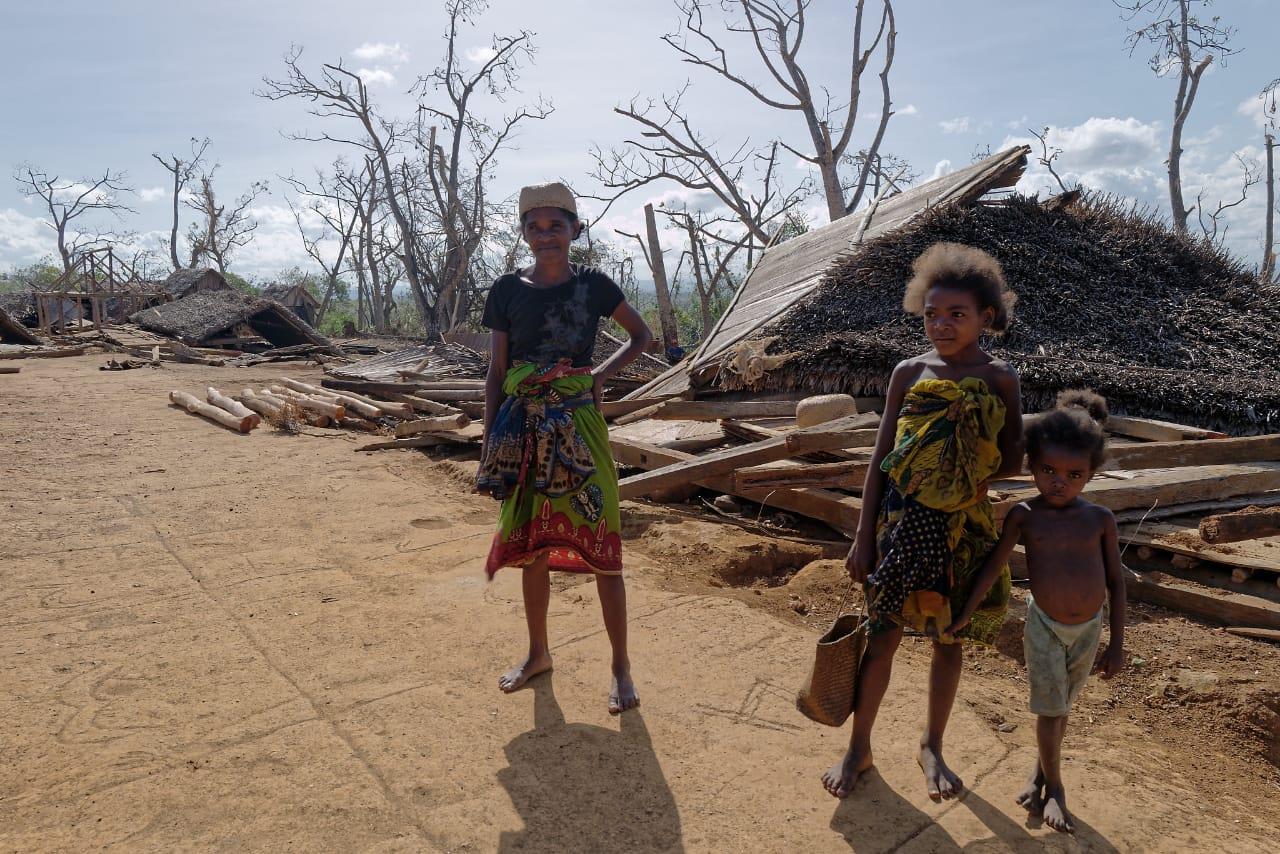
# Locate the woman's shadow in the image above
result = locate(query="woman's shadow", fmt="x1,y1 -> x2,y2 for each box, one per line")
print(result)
496,676 -> 684,853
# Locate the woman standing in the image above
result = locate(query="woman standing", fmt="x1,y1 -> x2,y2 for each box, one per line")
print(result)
478,182 -> 653,714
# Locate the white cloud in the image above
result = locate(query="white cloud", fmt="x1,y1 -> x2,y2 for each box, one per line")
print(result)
928,159 -> 954,181
1007,115 -> 1030,131
352,42 -> 408,64
0,208 -> 52,262
939,117 -> 973,134
465,46 -> 499,65
898,103 -> 919,116
139,186 -> 167,203
357,67 -> 396,87
1238,94 -> 1270,129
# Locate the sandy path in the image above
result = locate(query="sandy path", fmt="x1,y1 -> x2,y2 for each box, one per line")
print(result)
0,356 -> 1274,852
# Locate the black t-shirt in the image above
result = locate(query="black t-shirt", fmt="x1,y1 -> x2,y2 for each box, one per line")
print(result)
481,265 -> 625,367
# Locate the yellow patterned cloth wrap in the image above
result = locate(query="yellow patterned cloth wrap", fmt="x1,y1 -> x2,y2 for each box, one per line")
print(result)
875,377 -> 1009,644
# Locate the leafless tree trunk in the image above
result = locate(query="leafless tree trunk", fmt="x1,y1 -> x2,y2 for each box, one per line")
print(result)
13,166 -> 135,272
185,171 -> 268,275
284,161 -> 368,324
152,138 -> 210,271
1264,133 -> 1276,284
1119,0 -> 1237,236
644,204 -> 679,351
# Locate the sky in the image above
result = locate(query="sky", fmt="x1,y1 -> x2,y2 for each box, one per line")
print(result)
2,0 -> 1277,281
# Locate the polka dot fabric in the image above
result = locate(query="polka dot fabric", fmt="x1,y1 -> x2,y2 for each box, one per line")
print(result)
866,499 -> 951,632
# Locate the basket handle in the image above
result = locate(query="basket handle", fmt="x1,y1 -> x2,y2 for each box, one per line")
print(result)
833,578 -> 863,619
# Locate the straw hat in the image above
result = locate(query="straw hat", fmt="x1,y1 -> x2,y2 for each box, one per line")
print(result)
518,182 -> 578,219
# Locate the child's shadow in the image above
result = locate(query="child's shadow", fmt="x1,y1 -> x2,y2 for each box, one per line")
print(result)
496,676 -> 684,853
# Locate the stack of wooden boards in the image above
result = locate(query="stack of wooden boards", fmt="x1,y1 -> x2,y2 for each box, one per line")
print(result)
608,398 -> 1280,633
166,375 -> 482,449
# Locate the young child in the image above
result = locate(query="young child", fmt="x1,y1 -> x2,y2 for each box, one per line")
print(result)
946,390 -> 1126,834
824,242 -> 1024,801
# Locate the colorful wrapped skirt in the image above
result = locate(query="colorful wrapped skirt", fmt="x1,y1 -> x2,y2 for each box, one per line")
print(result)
479,362 -> 622,578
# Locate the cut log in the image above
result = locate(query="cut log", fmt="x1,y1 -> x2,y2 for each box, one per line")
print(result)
391,393 -> 465,417
617,412 -> 879,501
1199,506 -> 1280,544
1124,568 -> 1280,630
394,414 -> 471,438
267,385 -> 346,419
1135,546 -> 1155,561
1107,434 -> 1280,471
1105,415 -> 1226,442
169,390 -> 253,433
238,390 -> 285,421
733,458 -> 872,492
651,400 -> 800,421
279,378 -> 394,418
1231,568 -> 1254,584
257,389 -> 331,427
206,387 -> 260,428
321,378 -> 424,397
599,396 -> 678,420
611,436 -> 860,535
995,462 -> 1280,520
1169,554 -> 1201,570
0,365 -> 19,374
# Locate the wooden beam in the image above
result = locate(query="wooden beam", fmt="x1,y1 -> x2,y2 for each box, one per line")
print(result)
733,458 -> 872,492
394,414 -> 471,438
617,412 -> 878,500
1106,434 -> 1280,471
1125,568 -> 1280,630
650,400 -> 800,421
610,436 -> 860,535
599,396 -> 678,420
357,435 -> 451,452
1113,491 -> 1280,524
1105,415 -> 1226,442
1120,519 -> 1280,573
995,462 -> 1280,520
0,365 -> 19,374
1199,506 -> 1280,544
0,347 -> 85,360
1224,627 -> 1280,642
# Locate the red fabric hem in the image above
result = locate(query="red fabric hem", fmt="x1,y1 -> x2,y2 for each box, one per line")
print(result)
484,509 -> 623,579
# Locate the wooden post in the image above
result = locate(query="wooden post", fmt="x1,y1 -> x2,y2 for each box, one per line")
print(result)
1199,506 -> 1280,544
644,203 -> 679,353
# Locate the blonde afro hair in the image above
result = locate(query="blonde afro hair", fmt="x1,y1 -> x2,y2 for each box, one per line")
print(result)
902,242 -> 1017,332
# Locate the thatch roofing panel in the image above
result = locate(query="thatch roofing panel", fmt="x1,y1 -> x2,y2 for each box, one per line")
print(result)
129,290 -> 335,351
162,268 -> 229,298
0,304 -> 42,344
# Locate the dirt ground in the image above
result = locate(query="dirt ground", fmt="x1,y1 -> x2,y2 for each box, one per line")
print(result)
2,355 -> 1278,852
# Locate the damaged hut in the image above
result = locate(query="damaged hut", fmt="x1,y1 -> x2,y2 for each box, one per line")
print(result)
162,268 -> 232,300
262,283 -> 321,326
634,145 -> 1280,434
129,290 -> 336,353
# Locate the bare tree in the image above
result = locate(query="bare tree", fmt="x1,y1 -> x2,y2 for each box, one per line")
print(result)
184,170 -> 268,274
1261,78 -> 1278,284
283,160 -> 368,324
662,0 -> 897,219
13,165 -> 135,272
259,1 -> 551,336
1118,0 -> 1237,235
1029,127 -> 1074,194
664,208 -> 750,335
152,137 -> 210,270
1194,153 -> 1259,244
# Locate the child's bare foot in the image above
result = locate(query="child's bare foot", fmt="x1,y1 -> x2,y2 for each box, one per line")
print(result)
1016,764 -> 1045,811
608,668 -> 639,714
1042,784 -> 1074,833
917,744 -> 963,801
821,747 -> 873,799
498,652 -> 552,693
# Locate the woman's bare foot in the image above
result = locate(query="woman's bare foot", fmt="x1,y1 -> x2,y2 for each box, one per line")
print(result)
917,744 -> 963,801
1042,784 -> 1074,833
608,668 -> 639,714
499,652 -> 553,693
1016,764 -> 1045,811
822,746 -> 873,799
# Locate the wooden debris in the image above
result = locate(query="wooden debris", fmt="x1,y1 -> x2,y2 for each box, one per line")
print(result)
169,390 -> 253,433
733,458 -> 871,492
617,412 -> 878,500
357,435 -> 456,452
394,414 -> 471,438
0,365 -> 20,374
1105,415 -> 1227,442
279,377 -> 402,419
1125,569 -> 1280,630
238,389 -> 286,421
0,346 -> 85,360
650,400 -> 800,421
206,387 -> 260,428
599,396 -> 678,420
1231,568 -> 1253,584
391,393 -> 466,418
267,385 -> 346,420
1113,491 -> 1280,524
1199,506 -> 1280,544
171,340 -> 224,366
1224,627 -> 1280,642
1107,434 -> 1280,471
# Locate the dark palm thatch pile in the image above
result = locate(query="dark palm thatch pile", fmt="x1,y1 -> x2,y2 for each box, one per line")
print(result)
733,194 -> 1280,432
130,290 -> 335,351
0,291 -> 37,327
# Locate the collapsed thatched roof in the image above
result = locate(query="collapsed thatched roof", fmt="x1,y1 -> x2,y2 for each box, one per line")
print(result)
0,291 -> 37,327
129,290 -> 335,351
725,193 -> 1280,433
595,329 -> 669,382
0,303 -> 42,344
630,145 -> 1032,399
262,283 -> 320,308
162,268 -> 230,298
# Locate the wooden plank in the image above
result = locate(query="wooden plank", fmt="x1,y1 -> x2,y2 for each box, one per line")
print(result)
617,412 -> 878,500
357,436 -> 452,452
0,347 -> 85,359
651,400 -> 800,421
1106,434 -> 1280,470
1105,415 -> 1226,442
994,462 -> 1280,520
599,396 -> 678,420
1113,491 -> 1280,524
1224,627 -> 1280,642
733,458 -> 871,492
1199,506 -> 1280,544
1124,569 -> 1280,630
610,437 -> 860,534
1119,519 -> 1280,574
